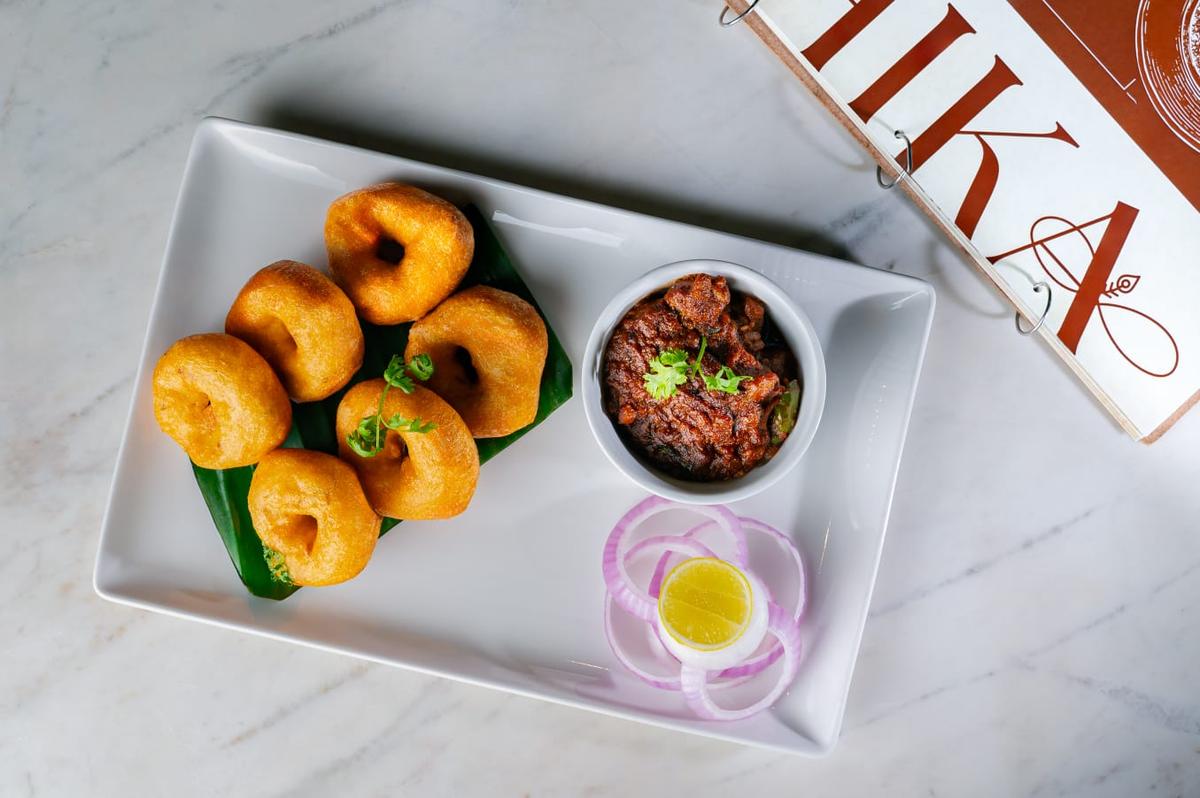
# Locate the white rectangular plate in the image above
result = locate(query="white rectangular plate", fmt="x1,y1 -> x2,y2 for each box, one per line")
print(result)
95,118 -> 935,755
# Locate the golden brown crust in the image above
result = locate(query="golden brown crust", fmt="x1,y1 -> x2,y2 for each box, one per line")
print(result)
247,449 -> 380,587
151,333 -> 291,469
336,379 -> 480,519
405,286 -> 548,438
225,260 -> 365,402
324,183 -> 474,325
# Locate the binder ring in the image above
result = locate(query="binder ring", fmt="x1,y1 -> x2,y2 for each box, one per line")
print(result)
876,130 -> 912,189
1015,282 -> 1052,335
719,0 -> 760,26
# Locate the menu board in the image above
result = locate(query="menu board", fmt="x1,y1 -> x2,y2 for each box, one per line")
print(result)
729,0 -> 1200,441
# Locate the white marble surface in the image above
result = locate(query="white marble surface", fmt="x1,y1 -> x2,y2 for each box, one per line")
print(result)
2,0 -> 1198,795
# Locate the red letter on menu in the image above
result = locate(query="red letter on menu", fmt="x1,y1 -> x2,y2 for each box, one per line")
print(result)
987,202 -> 1140,352
954,124 -> 1078,237
802,2 -> 1054,238
803,2 -> 1024,172
903,57 -> 1023,172
848,5 -> 976,123
802,0 -> 894,70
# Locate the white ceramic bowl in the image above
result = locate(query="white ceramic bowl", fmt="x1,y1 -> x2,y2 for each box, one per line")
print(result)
582,260 -> 826,504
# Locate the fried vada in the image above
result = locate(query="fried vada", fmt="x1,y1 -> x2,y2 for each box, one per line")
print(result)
324,183 -> 474,325
404,286 -> 547,438
336,379 -> 479,519
247,449 -> 380,587
225,260 -> 364,402
152,333 -> 291,469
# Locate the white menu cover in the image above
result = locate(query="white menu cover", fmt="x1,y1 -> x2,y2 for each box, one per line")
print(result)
729,0 -> 1200,441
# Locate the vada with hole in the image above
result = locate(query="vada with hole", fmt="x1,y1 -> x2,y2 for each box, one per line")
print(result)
336,378 -> 479,520
404,286 -> 547,438
324,183 -> 474,325
225,260 -> 364,402
247,449 -> 380,587
152,333 -> 291,469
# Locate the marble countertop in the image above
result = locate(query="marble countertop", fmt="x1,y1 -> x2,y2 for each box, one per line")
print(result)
3,0 -> 1198,795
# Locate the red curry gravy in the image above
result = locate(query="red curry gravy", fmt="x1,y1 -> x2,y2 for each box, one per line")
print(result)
602,273 -> 800,481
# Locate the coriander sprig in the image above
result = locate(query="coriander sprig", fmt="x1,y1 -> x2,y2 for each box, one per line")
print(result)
702,366 -> 751,394
384,415 -> 437,434
691,335 -> 708,376
346,354 -> 437,458
641,335 -> 751,400
643,348 -> 690,400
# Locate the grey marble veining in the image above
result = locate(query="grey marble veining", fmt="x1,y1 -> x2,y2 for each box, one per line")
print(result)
2,0 -> 1198,795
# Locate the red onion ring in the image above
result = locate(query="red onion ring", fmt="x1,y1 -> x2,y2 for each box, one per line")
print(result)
603,533 -> 765,690
742,516 -> 807,619
603,594 -> 683,690
676,513 -> 806,619
601,497 -> 808,719
646,522 -> 743,598
679,602 -> 803,722
602,496 -> 744,621
647,516 -> 804,679
603,593 -> 756,692
610,535 -> 717,621
645,517 -> 801,607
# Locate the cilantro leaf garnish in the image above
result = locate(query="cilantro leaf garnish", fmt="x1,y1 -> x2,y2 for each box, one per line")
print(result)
346,354 -> 437,457
384,414 -> 438,434
641,335 -> 751,400
643,349 -> 690,400
702,365 -> 752,394
407,353 -> 434,381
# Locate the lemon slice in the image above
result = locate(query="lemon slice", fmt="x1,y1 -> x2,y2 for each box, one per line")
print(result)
657,557 -> 754,651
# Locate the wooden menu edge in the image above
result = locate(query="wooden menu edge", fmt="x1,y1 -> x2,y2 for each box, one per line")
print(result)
1144,387 -> 1200,443
726,1 -> 1173,443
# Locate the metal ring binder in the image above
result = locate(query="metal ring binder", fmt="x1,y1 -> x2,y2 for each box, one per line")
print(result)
719,0 -> 760,27
1015,282 -> 1052,335
876,130 -> 912,189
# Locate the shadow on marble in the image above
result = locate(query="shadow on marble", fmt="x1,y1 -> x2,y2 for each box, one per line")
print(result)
920,236 -> 1009,320
258,105 -> 854,264
917,238 -> 1126,436
768,74 -> 876,173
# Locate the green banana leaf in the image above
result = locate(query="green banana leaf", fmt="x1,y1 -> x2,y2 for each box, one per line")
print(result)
190,205 -> 573,600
